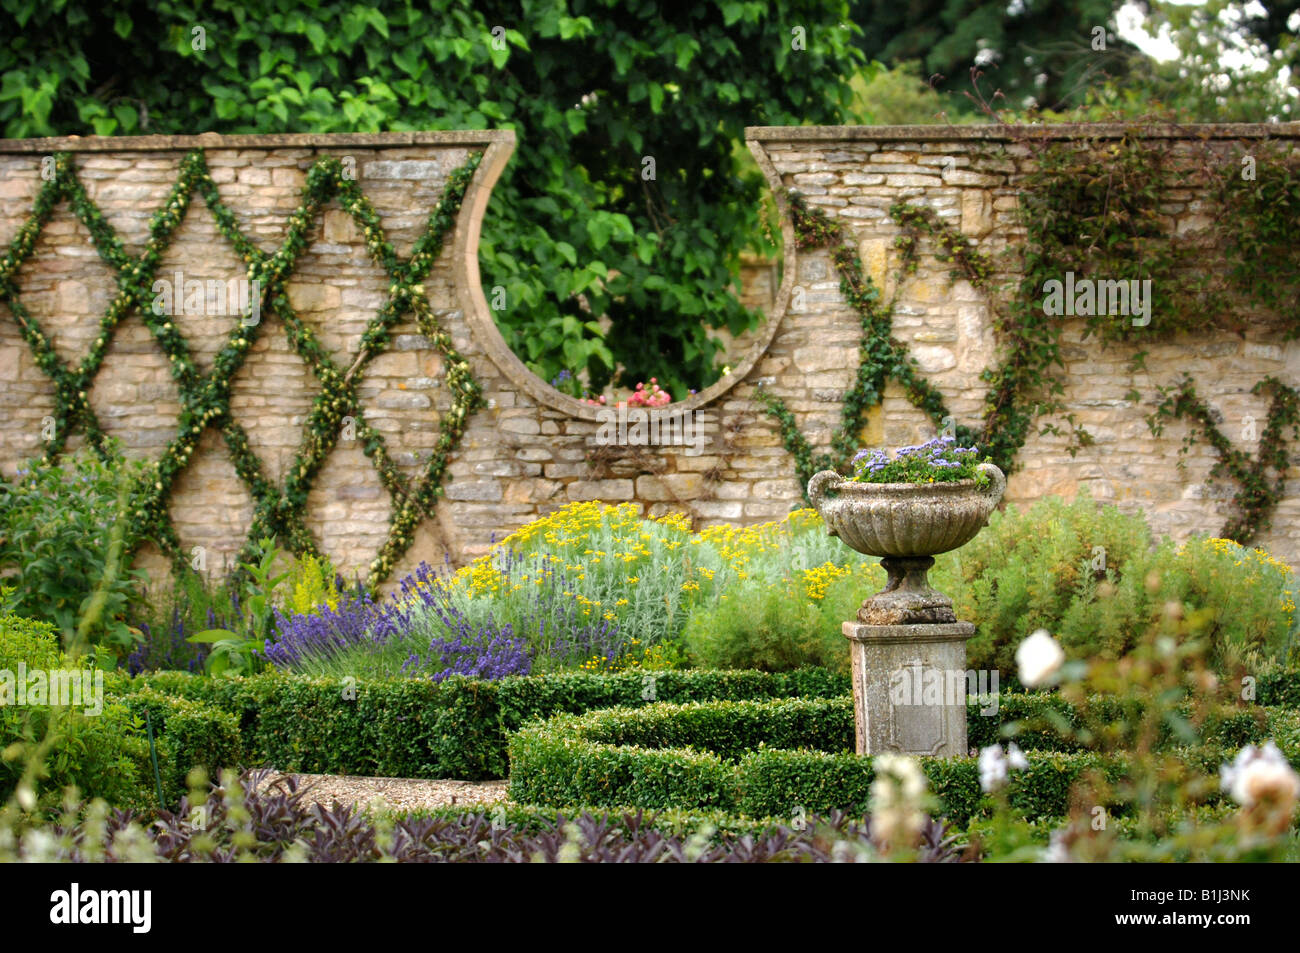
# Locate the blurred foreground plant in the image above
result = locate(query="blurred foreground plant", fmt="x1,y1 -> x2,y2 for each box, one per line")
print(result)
971,589 -> 1299,862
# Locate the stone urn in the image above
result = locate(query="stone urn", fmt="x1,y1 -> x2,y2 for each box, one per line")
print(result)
808,462 -> 1006,758
807,463 -> 1005,625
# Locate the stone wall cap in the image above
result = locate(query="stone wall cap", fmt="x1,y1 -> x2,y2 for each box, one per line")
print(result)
0,129 -> 517,153
746,122 -> 1300,143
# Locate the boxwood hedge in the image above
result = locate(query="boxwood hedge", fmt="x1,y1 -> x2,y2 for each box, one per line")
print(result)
507,697 -> 1292,826
95,667 -> 1298,789
104,668 -> 853,780
117,688 -> 243,801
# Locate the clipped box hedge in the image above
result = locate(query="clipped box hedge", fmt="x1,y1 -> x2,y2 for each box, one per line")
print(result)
118,688 -> 244,802
508,697 -> 1287,826
101,664 -> 1299,783
104,668 -> 853,780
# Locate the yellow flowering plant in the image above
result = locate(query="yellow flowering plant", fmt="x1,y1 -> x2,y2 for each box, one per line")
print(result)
423,503 -> 861,672
936,492 -> 1298,678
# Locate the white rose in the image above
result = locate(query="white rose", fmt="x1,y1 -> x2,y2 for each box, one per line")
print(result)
1007,742 -> 1029,771
1016,629 -> 1065,688
980,742 -> 1029,793
978,744 -> 1008,793
1221,742 -> 1300,807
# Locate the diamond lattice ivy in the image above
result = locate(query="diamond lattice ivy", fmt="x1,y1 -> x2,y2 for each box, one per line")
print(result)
0,148 -> 484,589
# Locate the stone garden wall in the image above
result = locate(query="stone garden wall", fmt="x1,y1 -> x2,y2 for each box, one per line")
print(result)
3,125 -> 1300,588
746,123 -> 1300,571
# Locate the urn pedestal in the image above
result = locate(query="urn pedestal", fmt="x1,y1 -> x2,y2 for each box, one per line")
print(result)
845,621 -> 974,757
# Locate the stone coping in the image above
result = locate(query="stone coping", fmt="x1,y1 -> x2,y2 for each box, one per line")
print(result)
745,122 -> 1300,142
0,130 -> 516,152
843,621 -> 976,644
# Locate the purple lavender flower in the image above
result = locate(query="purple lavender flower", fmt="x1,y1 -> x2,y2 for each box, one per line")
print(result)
264,590 -> 377,669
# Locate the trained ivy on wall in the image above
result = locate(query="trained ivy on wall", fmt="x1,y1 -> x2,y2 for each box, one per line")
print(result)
0,148 -> 483,590
759,129 -> 1300,542
755,191 -> 986,496
1149,376 -> 1300,545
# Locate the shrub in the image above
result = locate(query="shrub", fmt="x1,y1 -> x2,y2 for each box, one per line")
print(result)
1155,537 -> 1297,668
1,607 -> 151,811
0,605 -> 250,813
0,599 -> 64,671
118,689 -> 243,800
494,668 -> 850,730
30,704 -> 159,815
932,492 -> 1296,673
0,445 -> 151,655
267,557 -> 618,679
293,504 -> 865,679
105,667 -> 852,782
567,698 -> 854,762
506,697 -> 1174,826
504,691 -> 1268,826
683,581 -> 843,673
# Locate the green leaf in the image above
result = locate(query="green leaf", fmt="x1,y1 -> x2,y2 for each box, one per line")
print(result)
305,22 -> 327,54
364,7 -> 389,39
588,218 -> 612,251
186,629 -> 239,644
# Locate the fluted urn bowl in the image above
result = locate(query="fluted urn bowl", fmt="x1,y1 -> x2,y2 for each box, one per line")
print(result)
807,462 -> 1006,624
807,463 -> 1006,557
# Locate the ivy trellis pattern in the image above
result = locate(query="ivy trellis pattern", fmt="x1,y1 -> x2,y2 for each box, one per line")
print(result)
756,191 -> 989,494
0,149 -> 483,589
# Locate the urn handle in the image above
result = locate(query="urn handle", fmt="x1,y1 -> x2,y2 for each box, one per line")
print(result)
807,470 -> 842,513
976,462 -> 1006,506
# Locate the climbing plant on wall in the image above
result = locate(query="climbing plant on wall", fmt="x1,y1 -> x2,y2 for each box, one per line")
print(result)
755,191 -> 987,494
1148,375 -> 1300,545
0,149 -> 483,589
759,129 -> 1300,543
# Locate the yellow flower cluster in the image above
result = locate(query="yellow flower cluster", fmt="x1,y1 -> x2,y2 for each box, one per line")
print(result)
799,561 -> 854,601
1179,537 -> 1297,621
431,502 -> 844,636
697,508 -> 827,581
578,637 -> 670,673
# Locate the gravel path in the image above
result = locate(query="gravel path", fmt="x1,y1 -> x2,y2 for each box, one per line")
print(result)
256,773 -> 510,814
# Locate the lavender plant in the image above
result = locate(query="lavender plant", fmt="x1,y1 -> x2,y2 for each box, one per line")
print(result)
126,611 -> 209,675
265,590 -> 379,672
264,554 -> 625,680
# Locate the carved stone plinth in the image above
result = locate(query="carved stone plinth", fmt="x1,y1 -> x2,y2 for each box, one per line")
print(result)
844,620 -> 975,758
859,555 -> 955,625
